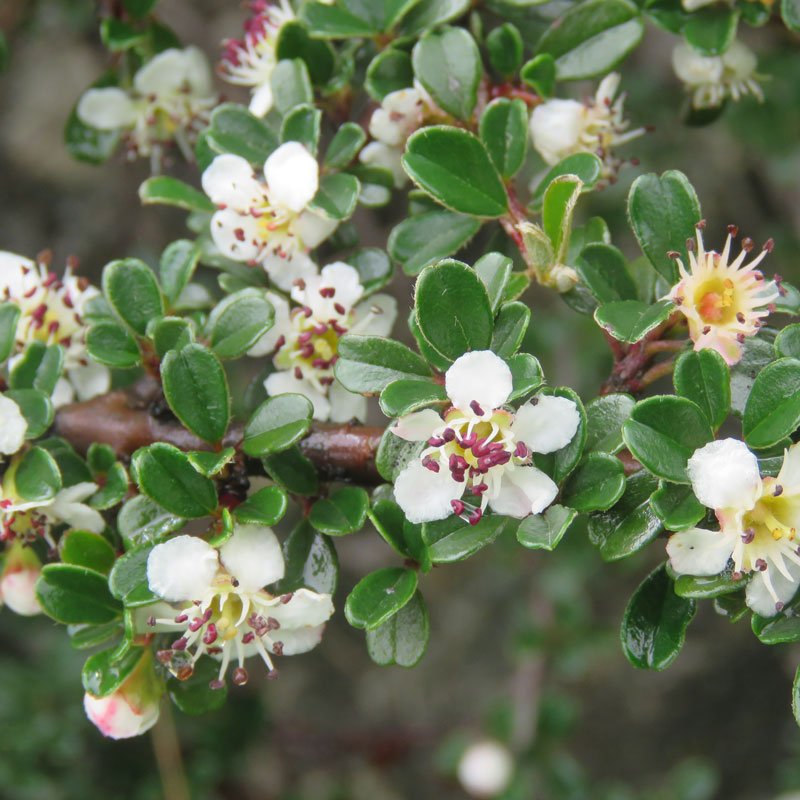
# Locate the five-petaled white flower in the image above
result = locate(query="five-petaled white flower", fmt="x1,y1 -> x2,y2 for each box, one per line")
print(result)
668,223 -> 778,365
672,41 -> 764,110
0,395 -> 27,457
252,261 -> 397,422
202,143 -> 337,291
528,73 -> 645,178
77,46 -> 218,164
219,0 -> 295,118
667,439 -> 800,617
391,351 -> 580,525
0,250 -> 110,406
144,526 -> 334,688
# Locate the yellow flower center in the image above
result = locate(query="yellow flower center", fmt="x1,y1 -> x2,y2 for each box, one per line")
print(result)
694,276 -> 736,325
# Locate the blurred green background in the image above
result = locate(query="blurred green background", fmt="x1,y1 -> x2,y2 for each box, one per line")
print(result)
0,2 -> 799,798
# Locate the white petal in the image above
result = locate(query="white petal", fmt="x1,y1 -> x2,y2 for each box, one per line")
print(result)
202,154 -> 264,208
687,439 -> 761,511
595,73 -> 621,106
76,88 -> 138,130
68,363 -> 111,401
0,569 -> 42,616
512,395 -> 580,454
529,99 -> 585,165
209,209 -> 262,263
359,141 -> 407,188
267,622 -> 326,655
489,466 -> 558,518
134,47 -> 196,96
320,261 -> 364,311
0,396 -> 27,455
264,370 -> 331,421
672,43 -> 724,87
48,482 -> 105,533
264,587 -> 334,629
392,409 -> 442,442
181,45 -> 215,97
746,561 -> 800,617
294,210 -> 337,248
394,459 -> 462,524
265,142 -> 319,213
457,741 -> 514,799
249,82 -> 274,117
350,293 -> 398,338
777,443 -> 800,495
262,250 -> 319,292
666,527 -> 735,576
445,351 -> 513,414
51,378 -> 76,410
328,380 -> 367,423
0,251 -> 36,298
247,291 -> 291,356
219,524 -> 284,591
84,691 -> 160,740
146,535 -> 219,602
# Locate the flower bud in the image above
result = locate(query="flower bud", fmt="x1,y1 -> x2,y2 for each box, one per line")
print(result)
0,542 -> 42,616
457,740 -> 514,798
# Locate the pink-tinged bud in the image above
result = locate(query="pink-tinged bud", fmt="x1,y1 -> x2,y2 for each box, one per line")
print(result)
83,651 -> 162,740
0,542 -> 42,616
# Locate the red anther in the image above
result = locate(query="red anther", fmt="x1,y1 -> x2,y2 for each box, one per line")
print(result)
267,669 -> 280,680
319,286 -> 335,298
273,335 -> 286,350
695,219 -> 707,230
147,615 -> 157,627
755,559 -> 768,571
468,508 -> 483,526
302,306 -> 313,317
171,637 -> 188,651
174,613 -> 189,623
702,326 -> 712,335
297,331 -> 313,344
313,323 -> 328,335
331,321 -> 348,335
459,433 -> 477,449
333,302 -> 346,315
763,238 -> 774,253
232,667 -> 248,686
280,593 -> 294,604
742,237 -> 754,252
202,624 -> 218,645
234,228 -> 245,242
271,641 -> 284,656
727,224 -> 739,237
293,278 -> 307,290
320,377 -> 335,386
442,428 -> 456,442
471,483 -> 488,495
469,400 -> 485,416
209,679 -> 225,690
294,366 -> 303,379
427,436 -> 445,447
422,456 -> 440,473
666,250 -> 680,260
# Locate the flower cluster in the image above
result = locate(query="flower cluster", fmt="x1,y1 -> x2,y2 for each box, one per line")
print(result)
202,143 -> 336,291
528,73 -> 645,179
252,262 -> 397,422
392,351 -> 580,525
668,223 -> 778,365
143,525 -> 334,688
667,439 -> 800,617
0,250 -> 109,405
672,41 -> 763,110
77,47 -> 218,163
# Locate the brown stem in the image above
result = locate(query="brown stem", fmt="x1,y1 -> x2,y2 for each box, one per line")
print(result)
151,703 -> 190,800
53,387 -> 384,485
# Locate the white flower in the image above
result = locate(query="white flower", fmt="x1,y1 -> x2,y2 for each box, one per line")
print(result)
143,526 -> 334,687
0,541 -> 42,616
666,439 -> 800,617
77,46 -> 218,161
673,41 -> 763,110
457,740 -> 514,799
219,0 -> 294,117
83,651 -> 161,739
391,351 -> 580,525
257,261 -> 397,422
529,73 -> 645,178
202,144 -> 337,289
0,251 -> 111,404
0,396 -> 27,456
668,224 -> 778,365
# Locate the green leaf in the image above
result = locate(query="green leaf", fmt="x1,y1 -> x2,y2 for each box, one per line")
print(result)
585,393 -> 635,453
37,564 -> 122,625
388,210 -> 481,276
783,0 -> 800,30
309,172 -> 360,221
274,520 -> 338,595
520,54 -> 556,98
731,334 -> 776,416
59,530 -> 116,574
397,0 -> 470,36
542,175 -> 583,262
86,322 -> 140,368
206,103 -> 278,164
743,358 -> 800,449
348,248 -> 393,294
108,547 -> 158,607
82,647 -> 147,697
627,171 -> 701,283
335,335 -> 432,394
365,49 -> 414,100
415,259 -> 493,363
243,394 -> 313,457
479,98 -> 528,179
207,289 -> 275,358
345,567 -> 418,630
161,344 -> 231,444
508,353 -> 544,402
5,389 -> 53,439
402,126 -> 508,217
423,514 -> 518,563
776,324 -> 800,360
68,621 -> 123,650
100,18 -> 146,51
234,486 -> 288,527
14,446 -> 61,502
160,239 -> 200,306
475,253 -> 512,313
594,299 -> 675,344
621,563 -> 696,670
491,302 -> 530,359
139,176 -> 215,213
375,428 -> 425,483
366,590 -> 430,667
9,343 -> 64,394
380,379 -> 447,417
149,317 -> 193,359
117,495 -> 184,549
271,59 -> 314,115
123,0 -> 157,17
562,453 -> 626,512
650,482 -> 705,531
623,396 -> 713,483
281,104 -> 322,155
102,258 -> 164,336
588,470 -> 663,561
132,443 -> 217,518
486,22 -> 523,77
673,348 -> 730,430
168,656 -> 228,715
536,0 -> 644,80
517,504 -> 577,551
684,7 -> 738,56
577,243 -> 638,303
309,486 -> 370,536
276,20 -> 335,84
0,303 -> 20,362
673,570 -> 746,600
300,2 -> 377,36
529,153 -> 602,212
325,122 -> 367,168
186,449 -> 235,478
412,26 -> 481,121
